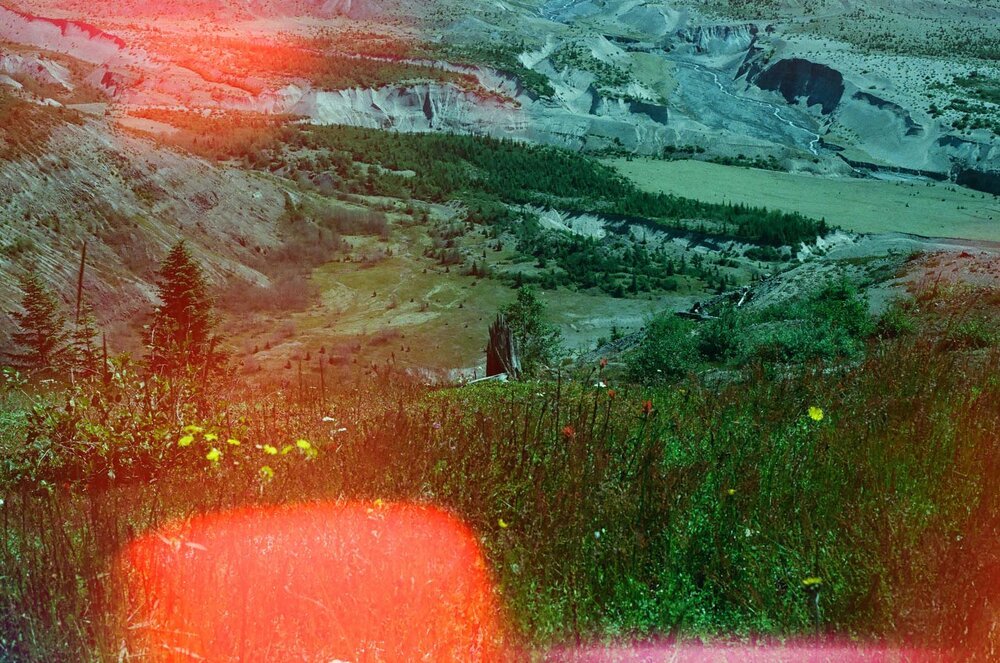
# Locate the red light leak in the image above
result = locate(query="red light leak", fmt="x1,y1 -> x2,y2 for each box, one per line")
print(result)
118,501 -> 509,662
120,501 -> 945,662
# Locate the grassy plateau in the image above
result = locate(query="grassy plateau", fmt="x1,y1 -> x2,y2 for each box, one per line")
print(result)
1,276 -> 999,659
610,158 -> 1000,242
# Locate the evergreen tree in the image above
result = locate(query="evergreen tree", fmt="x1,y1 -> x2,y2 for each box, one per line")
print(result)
7,271 -> 68,375
146,241 -> 216,375
499,286 -> 562,377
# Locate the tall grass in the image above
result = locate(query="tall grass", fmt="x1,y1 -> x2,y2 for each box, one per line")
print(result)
0,287 -> 998,660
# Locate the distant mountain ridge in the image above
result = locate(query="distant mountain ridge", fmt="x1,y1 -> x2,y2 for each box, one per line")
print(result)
6,0 -> 387,20
0,3 -> 125,63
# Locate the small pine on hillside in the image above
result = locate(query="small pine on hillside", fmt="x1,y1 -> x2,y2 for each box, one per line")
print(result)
145,241 -> 218,375
6,271 -> 69,375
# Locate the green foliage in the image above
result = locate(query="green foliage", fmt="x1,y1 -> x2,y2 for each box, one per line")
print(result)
733,280 -> 874,364
138,113 -> 828,248
502,217 -> 692,296
625,280 -> 877,383
3,312 -> 998,657
743,245 -> 787,262
876,299 -> 916,339
945,318 -> 999,350
624,314 -> 699,383
5,271 -> 69,375
550,43 -> 633,97
500,287 -> 563,376
299,127 -> 826,246
146,241 -> 218,375
0,355 -> 323,488
308,54 -> 474,91
707,154 -> 785,171
697,307 -> 742,361
428,43 -> 555,98
953,72 -> 1000,106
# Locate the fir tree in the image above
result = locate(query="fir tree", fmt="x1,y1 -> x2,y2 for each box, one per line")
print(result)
7,271 -> 68,375
146,241 -> 216,375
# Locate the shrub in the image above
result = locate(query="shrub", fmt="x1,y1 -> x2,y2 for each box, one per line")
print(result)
877,300 -> 916,338
697,307 -> 742,361
734,280 -> 874,364
946,318 -> 998,350
625,314 -> 698,383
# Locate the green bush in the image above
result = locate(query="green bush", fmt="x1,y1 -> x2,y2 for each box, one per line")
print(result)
946,318 -> 999,350
625,314 -> 699,383
697,307 -> 742,361
877,300 -> 916,338
624,281 -> 876,376
735,280 -> 874,364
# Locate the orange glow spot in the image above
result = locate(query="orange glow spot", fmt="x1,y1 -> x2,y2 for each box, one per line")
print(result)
117,502 -> 509,661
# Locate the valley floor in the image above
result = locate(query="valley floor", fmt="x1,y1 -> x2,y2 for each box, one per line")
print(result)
610,158 -> 1000,242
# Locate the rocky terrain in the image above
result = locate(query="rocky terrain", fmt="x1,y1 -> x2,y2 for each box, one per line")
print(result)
2,0 -> 996,181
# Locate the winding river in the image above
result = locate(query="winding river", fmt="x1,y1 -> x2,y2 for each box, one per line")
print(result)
687,61 -> 822,155
539,0 -> 824,156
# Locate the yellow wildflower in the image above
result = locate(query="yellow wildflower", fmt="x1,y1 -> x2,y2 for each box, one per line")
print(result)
183,425 -> 204,435
498,518 -> 509,529
206,448 -> 221,463
227,438 -> 241,446
727,488 -> 736,496
178,435 -> 195,447
808,407 -> 824,422
374,498 -> 385,509
802,576 -> 823,587
263,445 -> 278,455
259,465 -> 274,480
296,439 -> 312,451
204,433 -> 218,442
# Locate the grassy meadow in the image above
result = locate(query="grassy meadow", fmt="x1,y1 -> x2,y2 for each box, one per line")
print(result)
5,6 -> 1000,659
228,214 -> 683,377
1,278 -> 999,659
609,158 -> 1000,241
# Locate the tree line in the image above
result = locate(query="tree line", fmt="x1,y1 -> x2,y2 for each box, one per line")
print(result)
3,241 -> 219,381
133,112 -> 829,248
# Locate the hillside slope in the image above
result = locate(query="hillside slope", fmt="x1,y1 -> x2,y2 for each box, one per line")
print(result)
0,95 -> 289,349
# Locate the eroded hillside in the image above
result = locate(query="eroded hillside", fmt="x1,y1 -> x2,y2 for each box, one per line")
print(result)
3,0 -> 996,182
0,0 -> 997,373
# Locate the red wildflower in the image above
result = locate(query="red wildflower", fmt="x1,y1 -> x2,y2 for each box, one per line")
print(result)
561,425 -> 576,440
607,389 -> 616,399
642,400 -> 653,416
599,357 -> 608,369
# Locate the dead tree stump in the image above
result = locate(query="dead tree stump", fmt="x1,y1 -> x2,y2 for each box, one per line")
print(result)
486,314 -> 521,379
